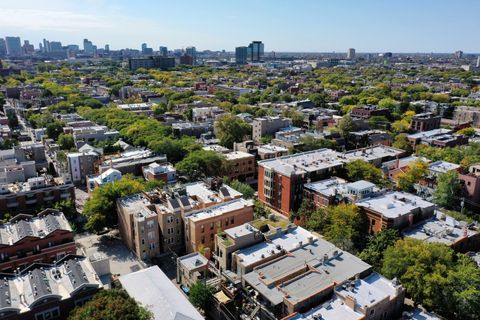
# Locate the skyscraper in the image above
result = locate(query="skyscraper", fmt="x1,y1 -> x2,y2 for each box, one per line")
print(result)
248,41 -> 264,62
23,40 -> 34,55
83,39 -> 94,54
347,48 -> 356,59
455,50 -> 463,59
0,39 -> 7,56
235,46 -> 248,64
185,46 -> 196,64
43,38 -> 50,53
5,37 -> 22,57
159,46 -> 168,57
141,43 -> 147,53
50,41 -> 63,52
105,44 -> 110,53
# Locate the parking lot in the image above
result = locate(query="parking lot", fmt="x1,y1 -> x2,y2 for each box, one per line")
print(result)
75,230 -> 145,285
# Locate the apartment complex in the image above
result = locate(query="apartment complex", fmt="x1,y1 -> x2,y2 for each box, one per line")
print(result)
67,149 -> 101,185
0,209 -> 75,272
407,129 -> 468,148
0,176 -> 75,216
117,181 -> 250,258
184,197 -> 254,254
142,162 -> 177,183
258,146 -> 403,215
223,151 -> 256,183
252,116 -> 292,142
0,255 -> 101,320
410,112 -> 441,131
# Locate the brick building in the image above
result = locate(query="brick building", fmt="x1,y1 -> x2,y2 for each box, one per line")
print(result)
350,106 -> 389,119
223,151 -> 256,183
409,113 -> 441,131
0,209 -> 75,272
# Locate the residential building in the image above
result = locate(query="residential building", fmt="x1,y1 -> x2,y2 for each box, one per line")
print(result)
356,191 -> 436,234
117,194 -> 161,260
128,56 -> 175,71
304,178 -> 377,208
407,129 -> 468,148
185,46 -> 196,64
98,148 -> 167,175
159,46 -> 168,57
71,125 -> 119,149
119,266 -> 204,320
223,151 -> 256,182
0,175 -> 75,216
67,149 -> 101,185
257,144 -> 289,160
117,102 -> 154,116
235,46 -> 248,64
258,146 -> 403,215
453,106 -> 480,128
403,211 -> 480,253
176,252 -> 209,288
459,164 -> 480,204
184,198 -> 254,255
410,113 -> 441,131
87,168 -> 122,193
350,106 -> 389,119
252,116 -> 292,142
142,162 -> 176,184
0,209 -> 75,272
242,237 -> 371,317
172,122 -> 212,138
0,255 -> 101,320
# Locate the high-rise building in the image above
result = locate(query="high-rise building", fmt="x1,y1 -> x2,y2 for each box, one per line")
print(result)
22,40 -> 34,55
5,36 -> 22,56
83,38 -> 94,54
347,48 -> 356,59
141,43 -> 147,53
159,46 -> 168,57
477,56 -> 480,68
0,39 -> 8,56
50,41 -> 63,52
185,46 -> 196,64
235,46 -> 248,64
455,50 -> 463,59
105,44 -> 110,53
43,38 -> 50,53
248,41 -> 264,62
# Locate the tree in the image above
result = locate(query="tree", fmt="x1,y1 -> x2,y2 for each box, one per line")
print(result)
282,109 -> 304,127
290,198 -> 315,224
307,204 -> 367,252
378,97 -> 399,112
338,114 -> 354,137
392,133 -> 413,154
381,239 -> 480,319
433,170 -> 461,209
297,136 -> 336,152
397,160 -> 428,192
53,199 -> 77,220
7,112 -> 18,127
359,229 -> 399,271
83,175 -> 145,232
228,179 -> 254,199
46,120 -> 65,140
368,116 -> 389,130
188,281 -> 214,313
58,133 -> 75,150
457,127 -> 476,137
253,200 -> 270,218
176,150 -> 227,180
214,114 -> 251,148
345,159 -> 385,186
68,289 -> 152,320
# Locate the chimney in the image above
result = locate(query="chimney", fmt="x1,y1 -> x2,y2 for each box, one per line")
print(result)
395,155 -> 400,169
408,213 -> 414,226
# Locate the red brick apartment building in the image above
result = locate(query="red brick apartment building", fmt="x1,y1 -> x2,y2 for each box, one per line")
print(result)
258,146 -> 404,216
0,209 -> 75,272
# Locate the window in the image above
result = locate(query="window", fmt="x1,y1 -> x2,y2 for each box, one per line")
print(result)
201,225 -> 205,233
210,222 -> 214,230
201,236 -> 205,244
141,239 -> 145,245
210,233 -> 214,240
35,307 -> 60,320
167,216 -> 174,224
231,217 -> 234,224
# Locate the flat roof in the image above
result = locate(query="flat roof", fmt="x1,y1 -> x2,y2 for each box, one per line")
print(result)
236,226 -> 316,267
119,266 -> 203,320
186,198 -> 253,222
178,252 -> 209,271
335,272 -> 399,309
403,211 -> 475,245
224,151 -> 255,160
224,223 -> 258,239
428,160 -> 460,174
407,128 -> 451,140
356,191 -> 434,219
243,238 -> 370,306
286,298 -> 363,320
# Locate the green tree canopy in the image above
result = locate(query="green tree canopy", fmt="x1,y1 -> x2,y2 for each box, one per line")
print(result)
338,114 -> 354,137
345,159 -> 385,186
214,114 -> 251,148
58,133 -> 75,150
359,229 -> 399,271
188,281 -> 214,313
433,170 -> 461,209
68,289 -> 152,320
176,150 -> 227,180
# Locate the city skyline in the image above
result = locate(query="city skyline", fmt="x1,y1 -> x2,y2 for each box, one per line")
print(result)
1,0 -> 479,53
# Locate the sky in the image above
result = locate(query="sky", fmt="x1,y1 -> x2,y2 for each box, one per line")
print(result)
1,0 -> 479,53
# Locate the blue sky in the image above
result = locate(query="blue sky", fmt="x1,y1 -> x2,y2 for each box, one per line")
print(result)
1,0 -> 479,53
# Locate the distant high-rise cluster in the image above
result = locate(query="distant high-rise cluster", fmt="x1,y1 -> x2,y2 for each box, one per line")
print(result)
235,41 -> 264,64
